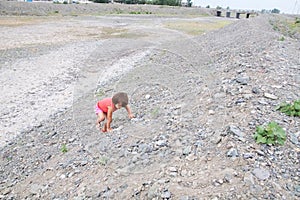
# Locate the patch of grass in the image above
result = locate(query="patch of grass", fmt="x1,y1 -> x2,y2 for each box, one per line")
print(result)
101,27 -> 146,39
270,17 -> 300,39
0,16 -> 49,27
164,20 -> 232,36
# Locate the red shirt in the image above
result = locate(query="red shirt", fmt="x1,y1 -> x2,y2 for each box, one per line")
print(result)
97,98 -> 115,113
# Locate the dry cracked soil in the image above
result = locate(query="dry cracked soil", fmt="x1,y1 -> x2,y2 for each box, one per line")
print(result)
0,2 -> 300,200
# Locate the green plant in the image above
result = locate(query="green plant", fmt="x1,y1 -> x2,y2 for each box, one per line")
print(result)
99,156 -> 109,166
61,144 -> 68,153
276,99 -> 300,117
254,122 -> 286,145
279,36 -> 285,41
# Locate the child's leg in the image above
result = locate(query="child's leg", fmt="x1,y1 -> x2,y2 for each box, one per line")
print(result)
96,112 -> 105,128
101,113 -> 108,132
102,123 -> 107,132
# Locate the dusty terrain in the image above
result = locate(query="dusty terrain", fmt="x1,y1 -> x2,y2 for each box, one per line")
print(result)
0,2 -> 300,199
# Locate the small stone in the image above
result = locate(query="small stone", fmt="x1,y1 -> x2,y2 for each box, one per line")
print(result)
169,167 -> 177,172
227,125 -> 244,138
252,168 -> 270,180
289,132 -> 299,145
227,148 -> 239,157
208,110 -> 215,115
1,188 -> 11,195
264,93 -> 278,100
243,153 -> 255,159
155,140 -> 167,147
236,76 -> 250,85
145,94 -> 151,100
252,87 -> 260,94
256,150 -> 265,156
244,171 -> 255,185
182,146 -> 192,155
224,174 -> 232,183
161,190 -> 171,198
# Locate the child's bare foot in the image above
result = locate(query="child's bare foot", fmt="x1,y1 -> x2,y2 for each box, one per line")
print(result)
96,123 -> 100,129
101,124 -> 107,132
107,128 -> 113,132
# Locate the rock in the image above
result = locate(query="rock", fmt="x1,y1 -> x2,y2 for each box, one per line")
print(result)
289,132 -> 299,145
227,125 -> 244,139
252,87 -> 260,94
161,190 -> 171,198
243,153 -> 255,159
236,76 -> 250,85
243,171 -> 255,185
169,167 -> 178,172
264,93 -> 278,100
182,146 -> 192,155
252,168 -> 270,180
147,185 -> 159,199
145,94 -> 151,100
227,148 -> 239,157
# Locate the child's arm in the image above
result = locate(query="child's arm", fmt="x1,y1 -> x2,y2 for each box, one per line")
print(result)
106,106 -> 113,131
125,105 -> 134,119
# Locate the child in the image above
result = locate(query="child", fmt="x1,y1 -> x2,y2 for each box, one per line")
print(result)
95,92 -> 134,132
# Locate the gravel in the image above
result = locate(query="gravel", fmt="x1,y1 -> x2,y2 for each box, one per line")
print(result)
0,2 -> 300,199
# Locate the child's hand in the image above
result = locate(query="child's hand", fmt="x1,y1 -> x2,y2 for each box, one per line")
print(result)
128,113 -> 135,119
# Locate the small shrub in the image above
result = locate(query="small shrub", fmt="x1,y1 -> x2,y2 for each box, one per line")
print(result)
254,122 -> 286,145
276,99 -> 300,117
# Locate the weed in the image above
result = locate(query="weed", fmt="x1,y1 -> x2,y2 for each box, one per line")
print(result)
99,156 -> 109,166
61,144 -> 68,153
279,36 -> 285,41
151,107 -> 160,118
254,122 -> 286,145
276,99 -> 300,117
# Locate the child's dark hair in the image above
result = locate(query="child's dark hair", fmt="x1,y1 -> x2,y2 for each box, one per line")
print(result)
112,92 -> 128,107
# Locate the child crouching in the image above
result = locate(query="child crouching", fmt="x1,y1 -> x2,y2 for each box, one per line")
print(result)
95,92 -> 134,132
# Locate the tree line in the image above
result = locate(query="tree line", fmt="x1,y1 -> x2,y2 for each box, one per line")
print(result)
92,0 -> 192,7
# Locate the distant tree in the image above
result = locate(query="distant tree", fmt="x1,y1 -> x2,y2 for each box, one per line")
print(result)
187,0 -> 192,7
93,0 -> 109,3
271,8 -> 280,14
206,5 -> 210,8
261,9 -> 270,14
226,6 -> 230,10
216,6 -> 222,9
